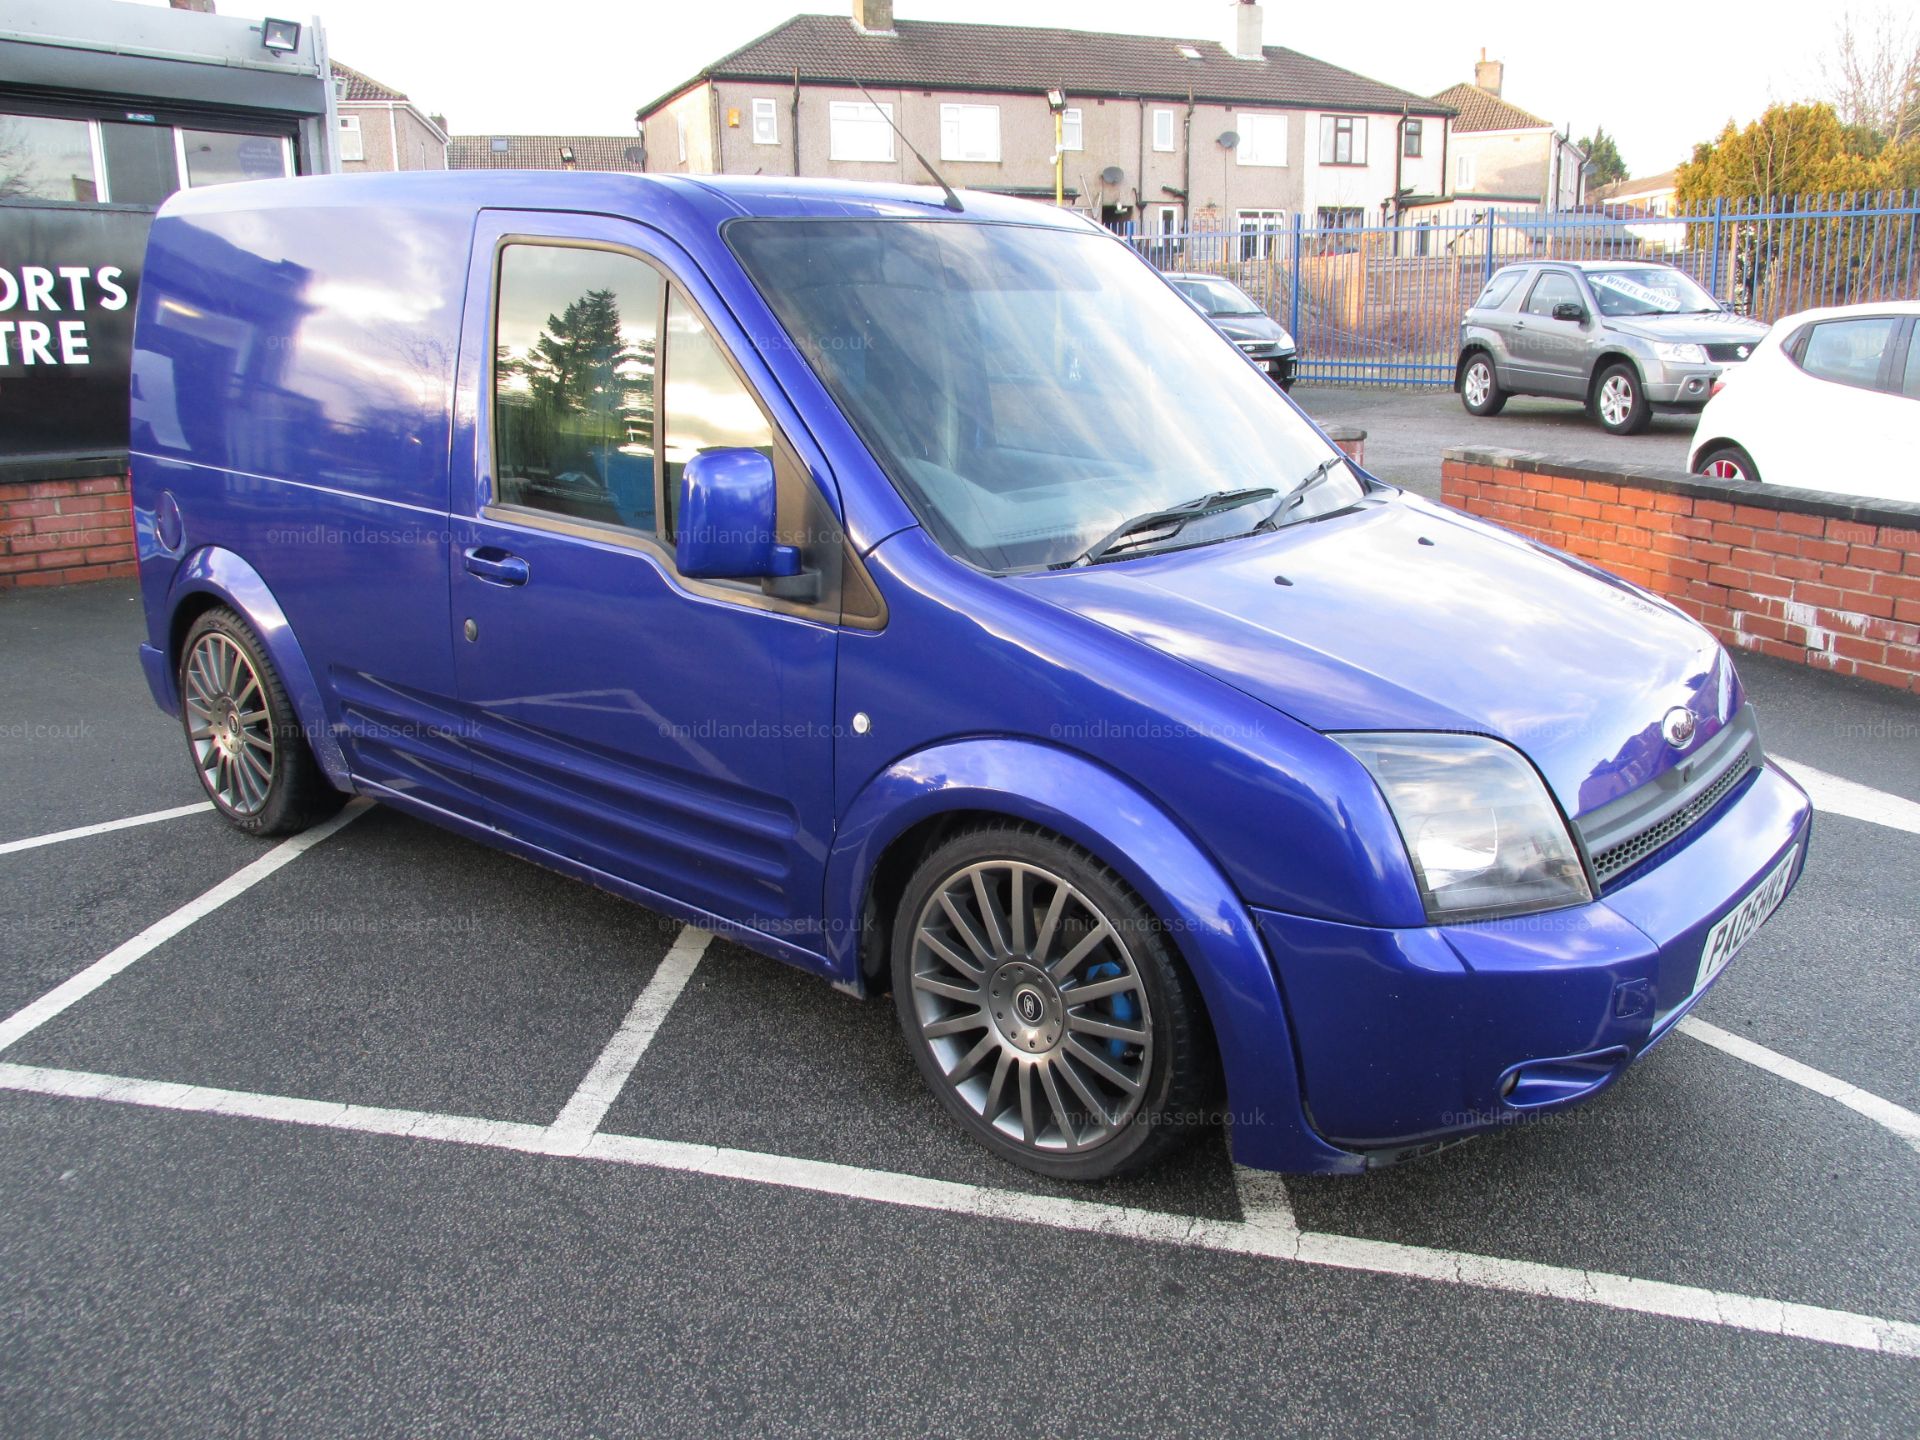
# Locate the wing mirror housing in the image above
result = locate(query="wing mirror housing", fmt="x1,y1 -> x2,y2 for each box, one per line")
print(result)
675,448 -> 818,601
1552,301 -> 1589,324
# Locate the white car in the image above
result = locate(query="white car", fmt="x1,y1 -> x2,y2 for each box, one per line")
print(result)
1688,300 -> 1920,503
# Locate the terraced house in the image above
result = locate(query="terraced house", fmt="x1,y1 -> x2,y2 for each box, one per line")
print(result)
635,0 -> 1454,250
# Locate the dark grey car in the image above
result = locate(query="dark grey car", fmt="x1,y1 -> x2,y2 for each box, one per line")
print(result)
1455,260 -> 1768,434
1166,272 -> 1298,390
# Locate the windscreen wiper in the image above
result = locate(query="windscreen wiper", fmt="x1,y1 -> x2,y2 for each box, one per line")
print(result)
1252,454 -> 1351,532
1062,488 -> 1276,568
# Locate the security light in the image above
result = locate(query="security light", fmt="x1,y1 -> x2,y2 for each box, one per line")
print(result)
260,18 -> 301,53
1046,88 -> 1066,113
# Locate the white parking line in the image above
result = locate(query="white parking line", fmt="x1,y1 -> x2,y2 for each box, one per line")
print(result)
0,800 -> 369,1056
0,1057 -> 1913,1359
0,802 -> 213,857
1680,1017 -> 1920,1155
1775,757 -> 1920,836
543,925 -> 711,1152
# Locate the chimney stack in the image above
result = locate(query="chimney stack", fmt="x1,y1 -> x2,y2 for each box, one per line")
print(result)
1474,49 -> 1504,96
851,0 -> 895,35
1229,1 -> 1265,60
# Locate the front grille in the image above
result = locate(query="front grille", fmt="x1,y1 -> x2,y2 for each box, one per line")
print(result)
1704,341 -> 1756,362
1589,755 -> 1755,887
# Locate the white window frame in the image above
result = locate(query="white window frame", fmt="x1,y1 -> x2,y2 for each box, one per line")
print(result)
337,113 -> 364,162
1151,108 -> 1176,152
751,98 -> 778,146
939,103 -> 1000,164
1318,114 -> 1367,166
1060,107 -> 1083,152
829,100 -> 895,163
1236,208 -> 1288,258
1235,112 -> 1288,168
1455,152 -> 1476,190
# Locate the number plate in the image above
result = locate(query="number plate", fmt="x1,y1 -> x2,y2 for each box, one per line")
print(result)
1696,845 -> 1799,993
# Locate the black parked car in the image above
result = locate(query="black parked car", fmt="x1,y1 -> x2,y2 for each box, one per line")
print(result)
1166,272 -> 1298,390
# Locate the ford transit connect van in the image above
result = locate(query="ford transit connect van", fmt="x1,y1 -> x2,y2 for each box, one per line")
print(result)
130,173 -> 1810,1179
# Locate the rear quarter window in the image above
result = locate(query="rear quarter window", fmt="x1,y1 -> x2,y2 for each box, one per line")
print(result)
1473,269 -> 1524,311
1794,315 -> 1899,392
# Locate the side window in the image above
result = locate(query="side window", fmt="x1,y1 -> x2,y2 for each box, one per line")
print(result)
493,243 -> 663,531
1797,317 -> 1899,391
1904,325 -> 1920,400
1525,271 -> 1582,318
1475,269 -> 1523,310
661,289 -> 774,539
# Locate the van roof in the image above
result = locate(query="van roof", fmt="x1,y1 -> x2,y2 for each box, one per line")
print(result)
157,169 -> 1102,233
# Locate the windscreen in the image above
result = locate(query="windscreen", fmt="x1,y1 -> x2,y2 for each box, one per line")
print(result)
729,219 -> 1349,572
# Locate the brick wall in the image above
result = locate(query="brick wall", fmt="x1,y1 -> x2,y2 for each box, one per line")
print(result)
1443,448 -> 1920,694
0,473 -> 137,590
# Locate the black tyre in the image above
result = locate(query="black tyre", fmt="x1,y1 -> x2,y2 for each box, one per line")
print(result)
1695,442 -> 1761,484
1459,352 -> 1506,416
1592,361 -> 1652,435
892,823 -> 1217,1181
178,607 -> 345,837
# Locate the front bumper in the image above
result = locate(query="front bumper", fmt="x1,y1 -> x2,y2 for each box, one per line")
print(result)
1645,363 -> 1722,409
1254,759 -> 1811,1153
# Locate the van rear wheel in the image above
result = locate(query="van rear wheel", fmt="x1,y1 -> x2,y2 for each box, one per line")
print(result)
179,608 -> 343,837
892,824 -> 1215,1181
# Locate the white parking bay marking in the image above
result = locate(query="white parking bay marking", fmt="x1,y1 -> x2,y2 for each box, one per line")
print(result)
1774,757 -> 1920,836
0,802 -> 214,857
1679,1017 -> 1920,1155
1,1058 -> 1916,1359
0,800 -> 369,1056
542,925 -> 712,1152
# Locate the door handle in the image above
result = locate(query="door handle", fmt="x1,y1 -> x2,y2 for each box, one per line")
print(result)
463,546 -> 529,586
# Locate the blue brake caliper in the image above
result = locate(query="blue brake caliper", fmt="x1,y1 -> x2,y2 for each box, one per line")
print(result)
1081,961 -> 1138,1060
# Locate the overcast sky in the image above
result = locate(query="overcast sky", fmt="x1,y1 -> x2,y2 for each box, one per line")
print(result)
146,0 -> 1850,176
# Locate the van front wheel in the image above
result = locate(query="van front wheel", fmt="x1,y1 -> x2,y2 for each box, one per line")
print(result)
179,608 -> 343,837
892,825 -> 1215,1180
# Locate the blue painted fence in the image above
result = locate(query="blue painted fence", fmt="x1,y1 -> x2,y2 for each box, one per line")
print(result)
1125,191 -> 1920,388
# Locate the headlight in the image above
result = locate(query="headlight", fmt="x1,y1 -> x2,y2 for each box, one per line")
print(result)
1275,328 -> 1295,349
1334,732 -> 1593,923
1652,341 -> 1708,365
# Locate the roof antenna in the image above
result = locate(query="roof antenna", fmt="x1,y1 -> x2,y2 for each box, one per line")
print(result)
853,78 -> 963,212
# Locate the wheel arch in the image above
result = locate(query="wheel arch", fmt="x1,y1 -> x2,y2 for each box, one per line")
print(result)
1588,350 -> 1645,399
827,737 -> 1360,1174
163,547 -> 351,787
1455,343 -> 1496,390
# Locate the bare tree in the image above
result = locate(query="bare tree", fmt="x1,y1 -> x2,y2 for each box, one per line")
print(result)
1822,5 -> 1920,146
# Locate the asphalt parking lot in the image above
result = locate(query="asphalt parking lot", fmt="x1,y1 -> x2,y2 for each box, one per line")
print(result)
1294,385 -> 1698,500
3,580 -> 1919,1437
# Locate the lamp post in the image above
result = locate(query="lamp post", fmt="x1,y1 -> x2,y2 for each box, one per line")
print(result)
1046,87 -> 1066,207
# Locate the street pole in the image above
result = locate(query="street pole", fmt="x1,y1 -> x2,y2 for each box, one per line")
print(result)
1055,108 -> 1064,207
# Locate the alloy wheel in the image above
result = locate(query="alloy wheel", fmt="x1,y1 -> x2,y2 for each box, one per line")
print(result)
908,860 -> 1152,1154
1599,374 -> 1634,427
1463,361 -> 1491,408
183,631 -> 277,815
1704,457 -> 1749,481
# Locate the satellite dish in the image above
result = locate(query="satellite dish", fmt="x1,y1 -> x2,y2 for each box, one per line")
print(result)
1217,131 -> 1240,149
1100,165 -> 1124,186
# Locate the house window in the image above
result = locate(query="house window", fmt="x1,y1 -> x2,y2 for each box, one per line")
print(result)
1315,206 -> 1365,253
1236,112 -> 1287,167
1403,119 -> 1423,158
751,99 -> 778,146
1455,153 -> 1476,190
939,103 -> 1000,163
1236,208 -> 1287,259
337,114 -> 364,162
491,243 -> 665,532
1152,108 -> 1176,152
829,100 -> 895,163
1318,115 -> 1367,166
0,114 -> 98,202
1061,107 -> 1083,151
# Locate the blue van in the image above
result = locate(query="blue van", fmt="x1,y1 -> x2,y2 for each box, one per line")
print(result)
129,173 -> 1811,1179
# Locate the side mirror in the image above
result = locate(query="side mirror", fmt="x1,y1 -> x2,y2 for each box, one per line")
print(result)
675,448 -> 814,599
1552,301 -> 1588,324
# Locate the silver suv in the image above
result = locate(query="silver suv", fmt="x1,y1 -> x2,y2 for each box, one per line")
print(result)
1455,260 -> 1768,434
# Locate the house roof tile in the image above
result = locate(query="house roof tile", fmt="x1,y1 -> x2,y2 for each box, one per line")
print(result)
1429,81 -> 1549,133
331,60 -> 409,104
639,14 -> 1454,119
446,135 -> 647,172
